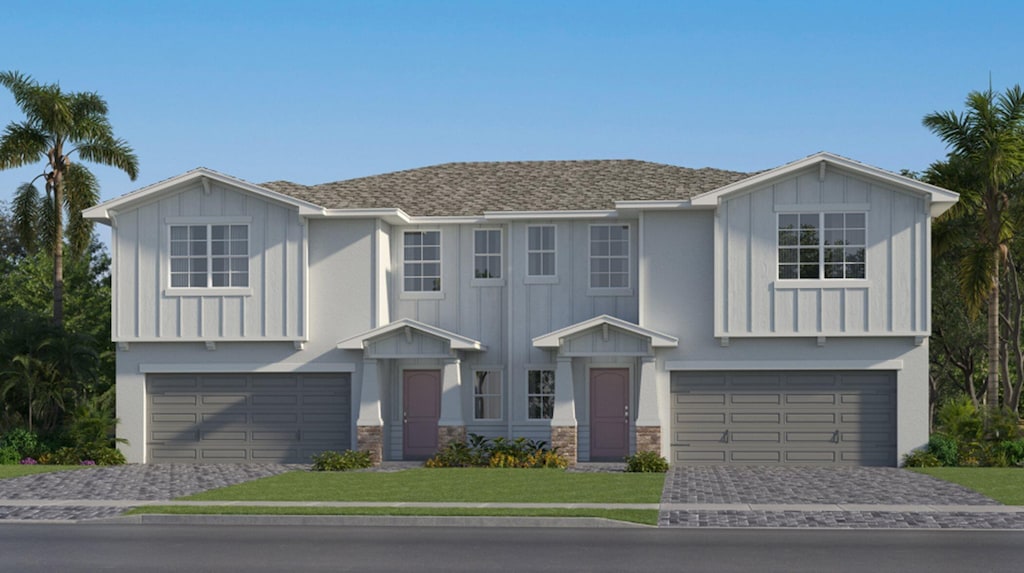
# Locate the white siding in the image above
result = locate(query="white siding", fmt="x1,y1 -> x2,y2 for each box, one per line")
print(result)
112,181 -> 307,341
714,166 -> 930,337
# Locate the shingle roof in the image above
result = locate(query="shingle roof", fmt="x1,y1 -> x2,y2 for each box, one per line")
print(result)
261,160 -> 754,217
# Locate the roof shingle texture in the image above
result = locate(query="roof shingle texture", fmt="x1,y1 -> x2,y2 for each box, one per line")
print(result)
261,160 -> 753,217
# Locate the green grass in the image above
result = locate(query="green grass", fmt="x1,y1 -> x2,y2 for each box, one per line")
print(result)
182,468 -> 666,503
126,505 -> 658,525
912,467 -> 1024,505
0,465 -> 86,479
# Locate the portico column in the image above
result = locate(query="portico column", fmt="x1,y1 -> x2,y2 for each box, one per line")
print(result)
551,356 -> 578,464
635,356 -> 662,455
356,358 -> 384,465
437,357 -> 467,447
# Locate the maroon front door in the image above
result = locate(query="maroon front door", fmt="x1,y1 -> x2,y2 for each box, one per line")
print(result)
590,368 -> 630,461
403,370 -> 441,460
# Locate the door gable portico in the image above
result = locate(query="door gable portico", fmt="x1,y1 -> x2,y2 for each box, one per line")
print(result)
532,314 -> 677,357
338,318 -> 486,359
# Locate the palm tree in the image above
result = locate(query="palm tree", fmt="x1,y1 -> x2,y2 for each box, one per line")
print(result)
0,71 -> 138,327
923,86 -> 1024,410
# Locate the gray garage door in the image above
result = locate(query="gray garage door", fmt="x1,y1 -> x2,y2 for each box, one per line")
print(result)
671,371 -> 896,466
148,373 -> 351,463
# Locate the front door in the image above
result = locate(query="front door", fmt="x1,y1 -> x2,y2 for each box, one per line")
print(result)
590,368 -> 630,461
403,370 -> 441,460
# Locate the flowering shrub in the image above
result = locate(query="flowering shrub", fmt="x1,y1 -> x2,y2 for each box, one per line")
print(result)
427,434 -> 568,469
311,449 -> 374,471
80,460 -> 97,466
20,457 -> 38,465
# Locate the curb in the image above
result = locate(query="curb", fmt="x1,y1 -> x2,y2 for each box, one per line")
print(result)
89,514 -> 652,528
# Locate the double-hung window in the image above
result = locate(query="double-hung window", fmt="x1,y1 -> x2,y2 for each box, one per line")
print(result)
473,229 -> 502,279
589,224 -> 629,288
527,370 -> 555,420
473,371 -> 502,420
778,213 -> 866,280
527,225 -> 556,277
170,224 -> 249,288
404,230 -> 441,292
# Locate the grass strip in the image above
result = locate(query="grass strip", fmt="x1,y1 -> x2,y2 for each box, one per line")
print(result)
182,468 -> 665,504
126,505 -> 658,525
0,465 -> 87,479
911,467 -> 1024,505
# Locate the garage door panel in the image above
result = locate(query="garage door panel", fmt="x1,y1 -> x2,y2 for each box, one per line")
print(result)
148,373 -> 351,463
671,370 -> 896,467
731,413 -> 780,423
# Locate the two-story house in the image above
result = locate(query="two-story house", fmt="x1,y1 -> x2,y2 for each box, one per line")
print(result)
83,152 -> 958,466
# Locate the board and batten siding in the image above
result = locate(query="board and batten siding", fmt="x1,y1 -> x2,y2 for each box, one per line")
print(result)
715,167 -> 930,337
113,181 -> 306,341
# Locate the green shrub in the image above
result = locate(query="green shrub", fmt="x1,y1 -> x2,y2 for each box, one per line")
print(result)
625,451 -> 669,473
311,449 -> 374,471
982,407 -> 1022,441
47,447 -> 82,465
0,428 -> 41,458
79,446 -> 126,466
0,445 -> 21,465
996,439 -> 1024,467
935,397 -> 982,442
927,434 -> 960,466
902,449 -> 942,467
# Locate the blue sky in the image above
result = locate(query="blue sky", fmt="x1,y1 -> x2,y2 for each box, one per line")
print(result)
2,0 -> 1023,218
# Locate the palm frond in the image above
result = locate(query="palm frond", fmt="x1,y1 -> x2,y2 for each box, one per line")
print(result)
12,183 -> 41,254
0,122 -> 49,169
63,163 -> 99,257
958,244 -> 996,318
75,137 -> 139,180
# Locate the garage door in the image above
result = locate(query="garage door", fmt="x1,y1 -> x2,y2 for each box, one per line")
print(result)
671,371 -> 896,466
148,373 -> 351,463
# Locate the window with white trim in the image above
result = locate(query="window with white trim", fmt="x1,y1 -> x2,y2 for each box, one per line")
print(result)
169,224 -> 249,288
403,230 -> 441,291
527,370 -> 555,420
473,370 -> 502,420
527,225 -> 555,276
589,224 -> 629,288
473,229 -> 502,279
778,212 -> 866,280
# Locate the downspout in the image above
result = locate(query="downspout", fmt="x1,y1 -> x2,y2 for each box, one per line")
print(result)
506,222 -> 514,439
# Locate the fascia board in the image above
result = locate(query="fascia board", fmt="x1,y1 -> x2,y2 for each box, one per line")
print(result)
319,208 -> 410,225
691,152 -> 959,208
483,210 -> 619,220
83,168 -> 326,222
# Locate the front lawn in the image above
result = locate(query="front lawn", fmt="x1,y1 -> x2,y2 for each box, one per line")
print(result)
912,468 -> 1024,505
183,468 -> 666,503
0,465 -> 85,479
127,506 -> 658,525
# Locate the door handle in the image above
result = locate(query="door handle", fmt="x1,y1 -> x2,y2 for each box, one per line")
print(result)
723,430 -> 730,443
833,430 -> 840,444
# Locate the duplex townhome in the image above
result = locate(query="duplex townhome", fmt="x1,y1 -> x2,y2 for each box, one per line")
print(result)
83,152 -> 958,466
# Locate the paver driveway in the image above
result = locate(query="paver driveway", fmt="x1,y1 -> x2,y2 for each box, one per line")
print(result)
0,464 -> 301,520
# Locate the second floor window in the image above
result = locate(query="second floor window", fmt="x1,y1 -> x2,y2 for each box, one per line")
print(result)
170,224 -> 248,288
778,212 -> 866,280
404,230 -> 441,291
590,224 -> 629,288
474,229 -> 502,279
527,225 -> 555,276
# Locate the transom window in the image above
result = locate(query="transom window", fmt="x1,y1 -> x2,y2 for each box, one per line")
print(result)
473,371 -> 502,420
474,229 -> 502,279
170,224 -> 249,288
527,225 -> 556,276
527,370 -> 555,420
590,224 -> 629,288
404,230 -> 441,291
778,213 -> 866,279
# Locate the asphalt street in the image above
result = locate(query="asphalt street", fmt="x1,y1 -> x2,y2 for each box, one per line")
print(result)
1,524 -> 1021,573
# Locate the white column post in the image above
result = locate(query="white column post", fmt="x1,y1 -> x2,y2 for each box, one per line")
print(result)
437,358 -> 465,426
635,355 -> 663,455
356,359 -> 383,426
552,356 -> 577,425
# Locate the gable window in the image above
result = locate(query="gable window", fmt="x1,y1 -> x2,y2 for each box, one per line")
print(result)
473,229 -> 502,279
170,224 -> 248,288
778,213 -> 866,280
590,224 -> 629,288
473,370 -> 502,420
527,370 -> 555,420
404,230 -> 441,291
527,225 -> 556,276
